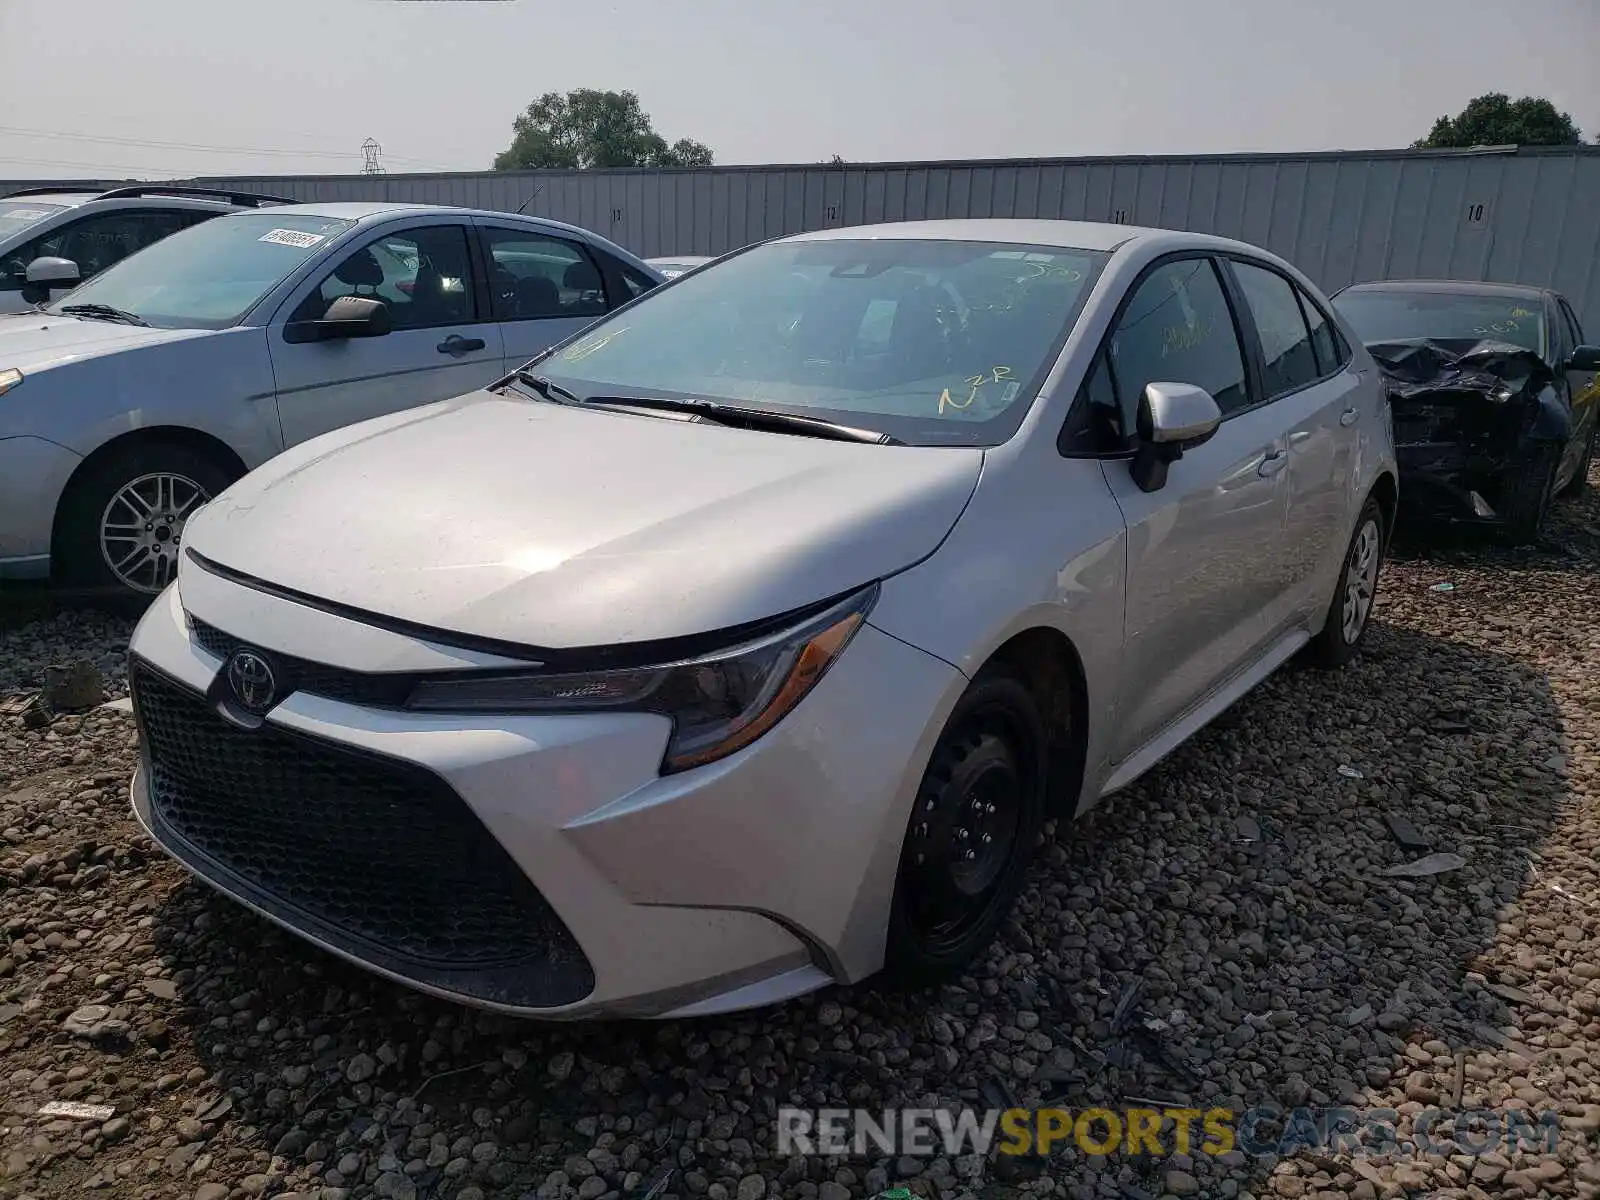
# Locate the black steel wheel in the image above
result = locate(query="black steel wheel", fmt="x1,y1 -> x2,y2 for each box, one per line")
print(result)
886,671 -> 1047,983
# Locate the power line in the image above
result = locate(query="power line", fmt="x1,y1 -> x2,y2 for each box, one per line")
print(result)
0,123 -> 449,169
0,153 -> 191,177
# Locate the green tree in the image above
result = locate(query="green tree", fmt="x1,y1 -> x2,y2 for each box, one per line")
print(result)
493,89 -> 714,170
1414,93 -> 1582,148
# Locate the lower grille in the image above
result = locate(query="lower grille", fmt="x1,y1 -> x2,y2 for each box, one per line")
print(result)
131,660 -> 594,1007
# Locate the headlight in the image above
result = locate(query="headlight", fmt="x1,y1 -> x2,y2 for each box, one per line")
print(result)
0,368 -> 22,397
406,585 -> 877,773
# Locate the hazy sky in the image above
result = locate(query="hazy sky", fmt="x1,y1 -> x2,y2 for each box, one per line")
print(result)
0,0 -> 1595,180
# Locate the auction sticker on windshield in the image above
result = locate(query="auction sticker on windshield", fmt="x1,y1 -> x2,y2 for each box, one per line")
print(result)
258,228 -> 327,249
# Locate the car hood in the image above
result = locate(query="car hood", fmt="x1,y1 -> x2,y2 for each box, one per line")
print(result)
183,393 -> 984,650
0,311 -> 210,371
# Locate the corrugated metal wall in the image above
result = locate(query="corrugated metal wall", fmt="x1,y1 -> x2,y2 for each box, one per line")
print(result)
7,146 -> 1600,329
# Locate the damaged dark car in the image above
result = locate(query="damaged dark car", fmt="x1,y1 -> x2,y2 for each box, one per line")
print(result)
1332,280 -> 1600,542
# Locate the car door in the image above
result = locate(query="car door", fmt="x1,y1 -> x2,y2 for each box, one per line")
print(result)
477,223 -> 622,373
1225,258 -> 1365,628
1556,295 -> 1599,483
1097,255 -> 1292,764
268,220 -> 505,448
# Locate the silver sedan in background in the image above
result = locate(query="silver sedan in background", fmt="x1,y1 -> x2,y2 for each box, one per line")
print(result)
127,219 -> 1397,1019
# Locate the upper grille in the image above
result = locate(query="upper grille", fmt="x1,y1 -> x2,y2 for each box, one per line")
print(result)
187,616 -> 415,709
132,660 -> 594,1007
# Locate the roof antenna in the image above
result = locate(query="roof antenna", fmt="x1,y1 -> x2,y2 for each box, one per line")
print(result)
515,182 -> 543,214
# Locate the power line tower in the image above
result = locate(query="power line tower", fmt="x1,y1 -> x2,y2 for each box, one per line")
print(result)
360,138 -> 386,175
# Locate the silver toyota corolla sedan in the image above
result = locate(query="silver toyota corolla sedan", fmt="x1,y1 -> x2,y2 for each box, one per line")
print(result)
127,219 -> 1398,1020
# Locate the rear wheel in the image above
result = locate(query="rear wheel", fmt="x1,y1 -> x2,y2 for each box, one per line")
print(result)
1497,443 -> 1561,545
885,671 -> 1047,984
1308,497 -> 1385,669
55,440 -> 237,600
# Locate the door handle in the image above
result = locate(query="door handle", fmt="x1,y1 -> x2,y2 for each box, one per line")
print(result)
1339,407 -> 1360,427
1257,448 -> 1287,478
437,335 -> 486,356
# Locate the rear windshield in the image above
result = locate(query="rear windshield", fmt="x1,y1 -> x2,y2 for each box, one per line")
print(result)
1334,289 -> 1548,356
535,238 -> 1109,447
44,212 -> 356,329
0,201 -> 67,235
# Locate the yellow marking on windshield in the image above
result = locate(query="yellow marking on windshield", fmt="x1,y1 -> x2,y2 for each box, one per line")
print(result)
938,366 -> 1013,414
561,327 -> 628,363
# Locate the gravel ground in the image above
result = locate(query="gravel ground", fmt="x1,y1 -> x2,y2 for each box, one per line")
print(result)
3,474 -> 1600,1200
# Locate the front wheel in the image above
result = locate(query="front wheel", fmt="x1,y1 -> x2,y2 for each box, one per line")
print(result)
1307,497 -> 1385,670
1497,444 -> 1560,545
1557,425 -> 1595,498
55,440 -> 237,600
885,671 -> 1047,985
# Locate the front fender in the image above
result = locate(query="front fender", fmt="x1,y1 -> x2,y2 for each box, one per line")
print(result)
1525,383 -> 1573,445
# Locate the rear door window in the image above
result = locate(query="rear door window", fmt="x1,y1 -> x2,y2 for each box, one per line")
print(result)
1231,261 -> 1320,398
481,228 -> 608,321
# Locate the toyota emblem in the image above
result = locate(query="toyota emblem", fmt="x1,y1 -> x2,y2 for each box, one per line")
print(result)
225,648 -> 277,714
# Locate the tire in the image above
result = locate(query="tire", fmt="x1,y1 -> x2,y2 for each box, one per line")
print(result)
1307,497 -> 1385,670
55,439 -> 238,600
885,670 -> 1048,985
1497,443 -> 1561,546
1558,425 -> 1596,499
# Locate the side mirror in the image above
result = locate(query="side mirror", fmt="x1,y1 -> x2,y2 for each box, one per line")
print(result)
21,256 -> 80,305
1129,382 -> 1223,494
283,294 -> 393,343
1569,345 -> 1600,372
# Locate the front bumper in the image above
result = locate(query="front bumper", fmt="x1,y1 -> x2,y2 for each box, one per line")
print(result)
126,574 -> 965,1019
0,435 -> 82,581
1393,440 -> 1552,525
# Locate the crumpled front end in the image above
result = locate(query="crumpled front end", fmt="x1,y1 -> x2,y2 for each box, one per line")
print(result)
1369,338 -> 1571,526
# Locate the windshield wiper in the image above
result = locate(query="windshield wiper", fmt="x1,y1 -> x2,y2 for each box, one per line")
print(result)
582,395 -> 904,445
57,303 -> 149,327
498,369 -> 581,405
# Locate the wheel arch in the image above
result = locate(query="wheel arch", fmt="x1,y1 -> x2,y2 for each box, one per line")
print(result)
51,426 -> 248,563
973,625 -> 1090,819
1368,469 -> 1398,548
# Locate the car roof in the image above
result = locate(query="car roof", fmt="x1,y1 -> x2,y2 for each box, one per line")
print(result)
2,191 -> 99,205
1339,278 -> 1552,301
261,201 -> 607,242
779,218 -> 1277,258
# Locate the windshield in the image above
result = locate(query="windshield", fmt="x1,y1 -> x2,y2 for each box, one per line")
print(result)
533,238 -> 1108,446
1334,289 -> 1548,357
45,212 -> 356,329
0,200 -> 67,236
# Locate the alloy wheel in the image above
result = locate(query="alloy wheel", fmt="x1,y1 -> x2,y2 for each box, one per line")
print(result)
99,472 -> 210,594
1341,517 -> 1381,644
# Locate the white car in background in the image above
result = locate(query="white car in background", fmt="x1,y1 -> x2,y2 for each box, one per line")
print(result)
0,185 -> 291,314
0,202 -> 664,597
646,255 -> 714,279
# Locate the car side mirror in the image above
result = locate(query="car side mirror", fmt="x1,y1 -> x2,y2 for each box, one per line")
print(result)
1129,382 -> 1223,494
283,294 -> 393,343
20,255 -> 80,305
1569,344 -> 1600,372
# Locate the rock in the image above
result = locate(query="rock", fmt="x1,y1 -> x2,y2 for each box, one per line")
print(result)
345,1054 -> 377,1083
193,1186 -> 229,1200
1165,1169 -> 1199,1196
736,1175 -> 766,1200
43,662 -> 104,711
61,1004 -> 112,1035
